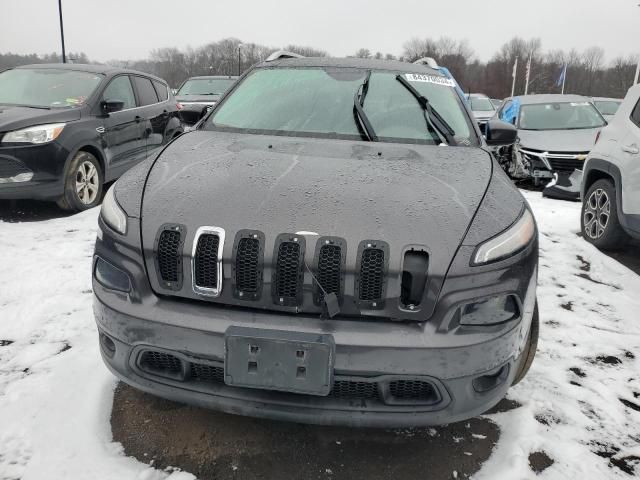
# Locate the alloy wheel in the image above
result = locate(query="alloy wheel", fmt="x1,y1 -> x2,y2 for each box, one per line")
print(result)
75,160 -> 99,205
583,188 -> 610,240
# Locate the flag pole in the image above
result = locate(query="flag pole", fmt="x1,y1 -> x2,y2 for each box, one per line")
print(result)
634,56 -> 639,85
511,57 -> 518,97
562,65 -> 567,94
524,54 -> 532,95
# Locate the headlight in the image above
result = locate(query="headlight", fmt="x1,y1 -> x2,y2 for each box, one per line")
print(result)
2,123 -> 65,144
101,185 -> 127,235
472,209 -> 535,265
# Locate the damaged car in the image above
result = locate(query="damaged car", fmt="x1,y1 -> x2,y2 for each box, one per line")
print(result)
93,55 -> 539,427
495,94 -> 606,199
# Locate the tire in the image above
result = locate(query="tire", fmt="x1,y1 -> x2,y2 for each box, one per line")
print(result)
57,151 -> 103,212
581,179 -> 630,250
512,302 -> 539,386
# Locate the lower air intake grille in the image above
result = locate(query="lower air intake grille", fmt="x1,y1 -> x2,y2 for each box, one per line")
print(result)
547,157 -> 585,172
274,241 -> 302,303
330,380 -> 379,400
235,237 -> 260,295
316,244 -> 342,301
190,363 -> 225,383
359,248 -> 385,301
0,157 -> 31,178
157,229 -> 182,284
389,379 -> 437,402
139,351 -> 183,375
194,234 -> 220,289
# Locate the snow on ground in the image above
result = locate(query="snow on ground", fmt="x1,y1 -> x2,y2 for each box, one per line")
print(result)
0,191 -> 639,479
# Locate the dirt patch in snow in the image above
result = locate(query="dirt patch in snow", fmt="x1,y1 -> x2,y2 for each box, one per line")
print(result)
528,450 -> 554,473
111,383 -> 501,480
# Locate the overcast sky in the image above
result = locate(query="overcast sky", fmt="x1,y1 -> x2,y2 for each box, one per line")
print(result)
1,0 -> 639,63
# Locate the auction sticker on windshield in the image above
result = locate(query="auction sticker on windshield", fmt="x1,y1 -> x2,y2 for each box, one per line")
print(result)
405,73 -> 455,87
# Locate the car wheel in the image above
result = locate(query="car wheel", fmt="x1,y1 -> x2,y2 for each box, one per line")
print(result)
512,302 -> 539,386
57,151 -> 103,212
581,179 -> 629,250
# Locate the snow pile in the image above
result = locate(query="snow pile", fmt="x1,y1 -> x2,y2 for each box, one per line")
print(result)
0,209 -> 193,480
0,190 -> 638,479
475,191 -> 640,479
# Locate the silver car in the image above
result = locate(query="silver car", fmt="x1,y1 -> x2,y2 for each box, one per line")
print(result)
467,93 -> 496,133
495,94 -> 606,196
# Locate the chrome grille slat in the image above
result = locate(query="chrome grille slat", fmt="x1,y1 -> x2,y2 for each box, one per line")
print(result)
192,226 -> 225,297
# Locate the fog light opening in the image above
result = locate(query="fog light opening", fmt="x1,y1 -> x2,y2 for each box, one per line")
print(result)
94,257 -> 131,292
472,364 -> 510,393
99,333 -> 116,358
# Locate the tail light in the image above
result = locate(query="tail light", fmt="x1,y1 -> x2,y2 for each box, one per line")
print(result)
176,102 -> 183,110
595,131 -> 601,144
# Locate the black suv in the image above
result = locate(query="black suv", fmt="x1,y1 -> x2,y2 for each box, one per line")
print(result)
175,75 -> 238,127
0,64 -> 183,211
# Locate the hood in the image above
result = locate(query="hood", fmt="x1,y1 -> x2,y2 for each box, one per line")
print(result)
517,128 -> 600,152
176,94 -> 221,104
0,105 -> 81,133
139,131 -> 493,320
472,111 -> 495,121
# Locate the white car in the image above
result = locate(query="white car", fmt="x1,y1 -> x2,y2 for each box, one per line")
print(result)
581,84 -> 640,249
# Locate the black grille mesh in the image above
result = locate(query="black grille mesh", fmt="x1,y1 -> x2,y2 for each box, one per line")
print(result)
317,244 -> 342,300
389,380 -> 436,401
157,230 -> 181,283
139,351 -> 182,374
330,380 -> 379,400
275,241 -> 301,299
547,158 -> 586,172
190,363 -> 225,383
194,234 -> 220,288
235,237 -> 260,294
359,248 -> 385,301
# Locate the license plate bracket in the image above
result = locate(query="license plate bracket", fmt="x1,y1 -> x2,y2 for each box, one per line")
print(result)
224,326 -> 335,396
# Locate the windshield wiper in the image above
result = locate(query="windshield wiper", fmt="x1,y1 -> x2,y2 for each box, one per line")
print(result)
395,75 -> 456,146
353,71 -> 377,142
0,103 -> 50,110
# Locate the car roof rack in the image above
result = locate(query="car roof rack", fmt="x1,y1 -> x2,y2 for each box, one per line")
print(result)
265,50 -> 305,62
413,57 -> 439,69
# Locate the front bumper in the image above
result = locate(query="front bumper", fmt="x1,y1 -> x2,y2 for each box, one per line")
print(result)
95,294 -> 520,427
93,215 -> 537,427
0,142 -> 68,200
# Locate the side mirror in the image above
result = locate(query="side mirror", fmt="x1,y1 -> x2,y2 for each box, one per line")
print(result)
485,119 -> 517,146
101,99 -> 125,115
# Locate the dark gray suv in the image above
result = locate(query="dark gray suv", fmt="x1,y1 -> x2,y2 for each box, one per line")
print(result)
93,56 -> 538,427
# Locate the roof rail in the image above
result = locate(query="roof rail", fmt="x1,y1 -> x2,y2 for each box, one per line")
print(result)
413,57 -> 439,69
265,50 -> 305,62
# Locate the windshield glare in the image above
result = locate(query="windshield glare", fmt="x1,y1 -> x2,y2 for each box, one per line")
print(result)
178,78 -> 235,96
0,68 -> 103,108
470,97 -> 495,112
594,100 -> 621,116
519,102 -> 606,130
209,67 -> 475,145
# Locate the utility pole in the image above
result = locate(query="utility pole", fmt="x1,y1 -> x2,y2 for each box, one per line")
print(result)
58,0 -> 66,63
237,44 -> 244,76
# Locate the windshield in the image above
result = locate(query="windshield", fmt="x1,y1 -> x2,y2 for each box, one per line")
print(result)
208,67 -> 476,145
594,100 -> 621,116
469,97 -> 495,112
519,102 -> 606,130
0,68 -> 103,108
177,78 -> 235,96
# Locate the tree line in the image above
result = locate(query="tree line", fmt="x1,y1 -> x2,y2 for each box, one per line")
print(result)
1,36 -> 637,98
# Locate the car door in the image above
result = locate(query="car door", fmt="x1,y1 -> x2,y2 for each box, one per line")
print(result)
131,76 -> 167,158
100,75 -> 145,178
620,96 -> 640,215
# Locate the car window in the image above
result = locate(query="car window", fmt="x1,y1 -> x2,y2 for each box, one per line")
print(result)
102,75 -> 136,109
177,78 -> 236,96
519,102 -> 605,130
594,100 -> 621,116
0,68 -> 103,108
631,99 -> 640,128
133,76 -> 159,106
209,67 -> 476,146
153,80 -> 168,101
469,97 -> 495,112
